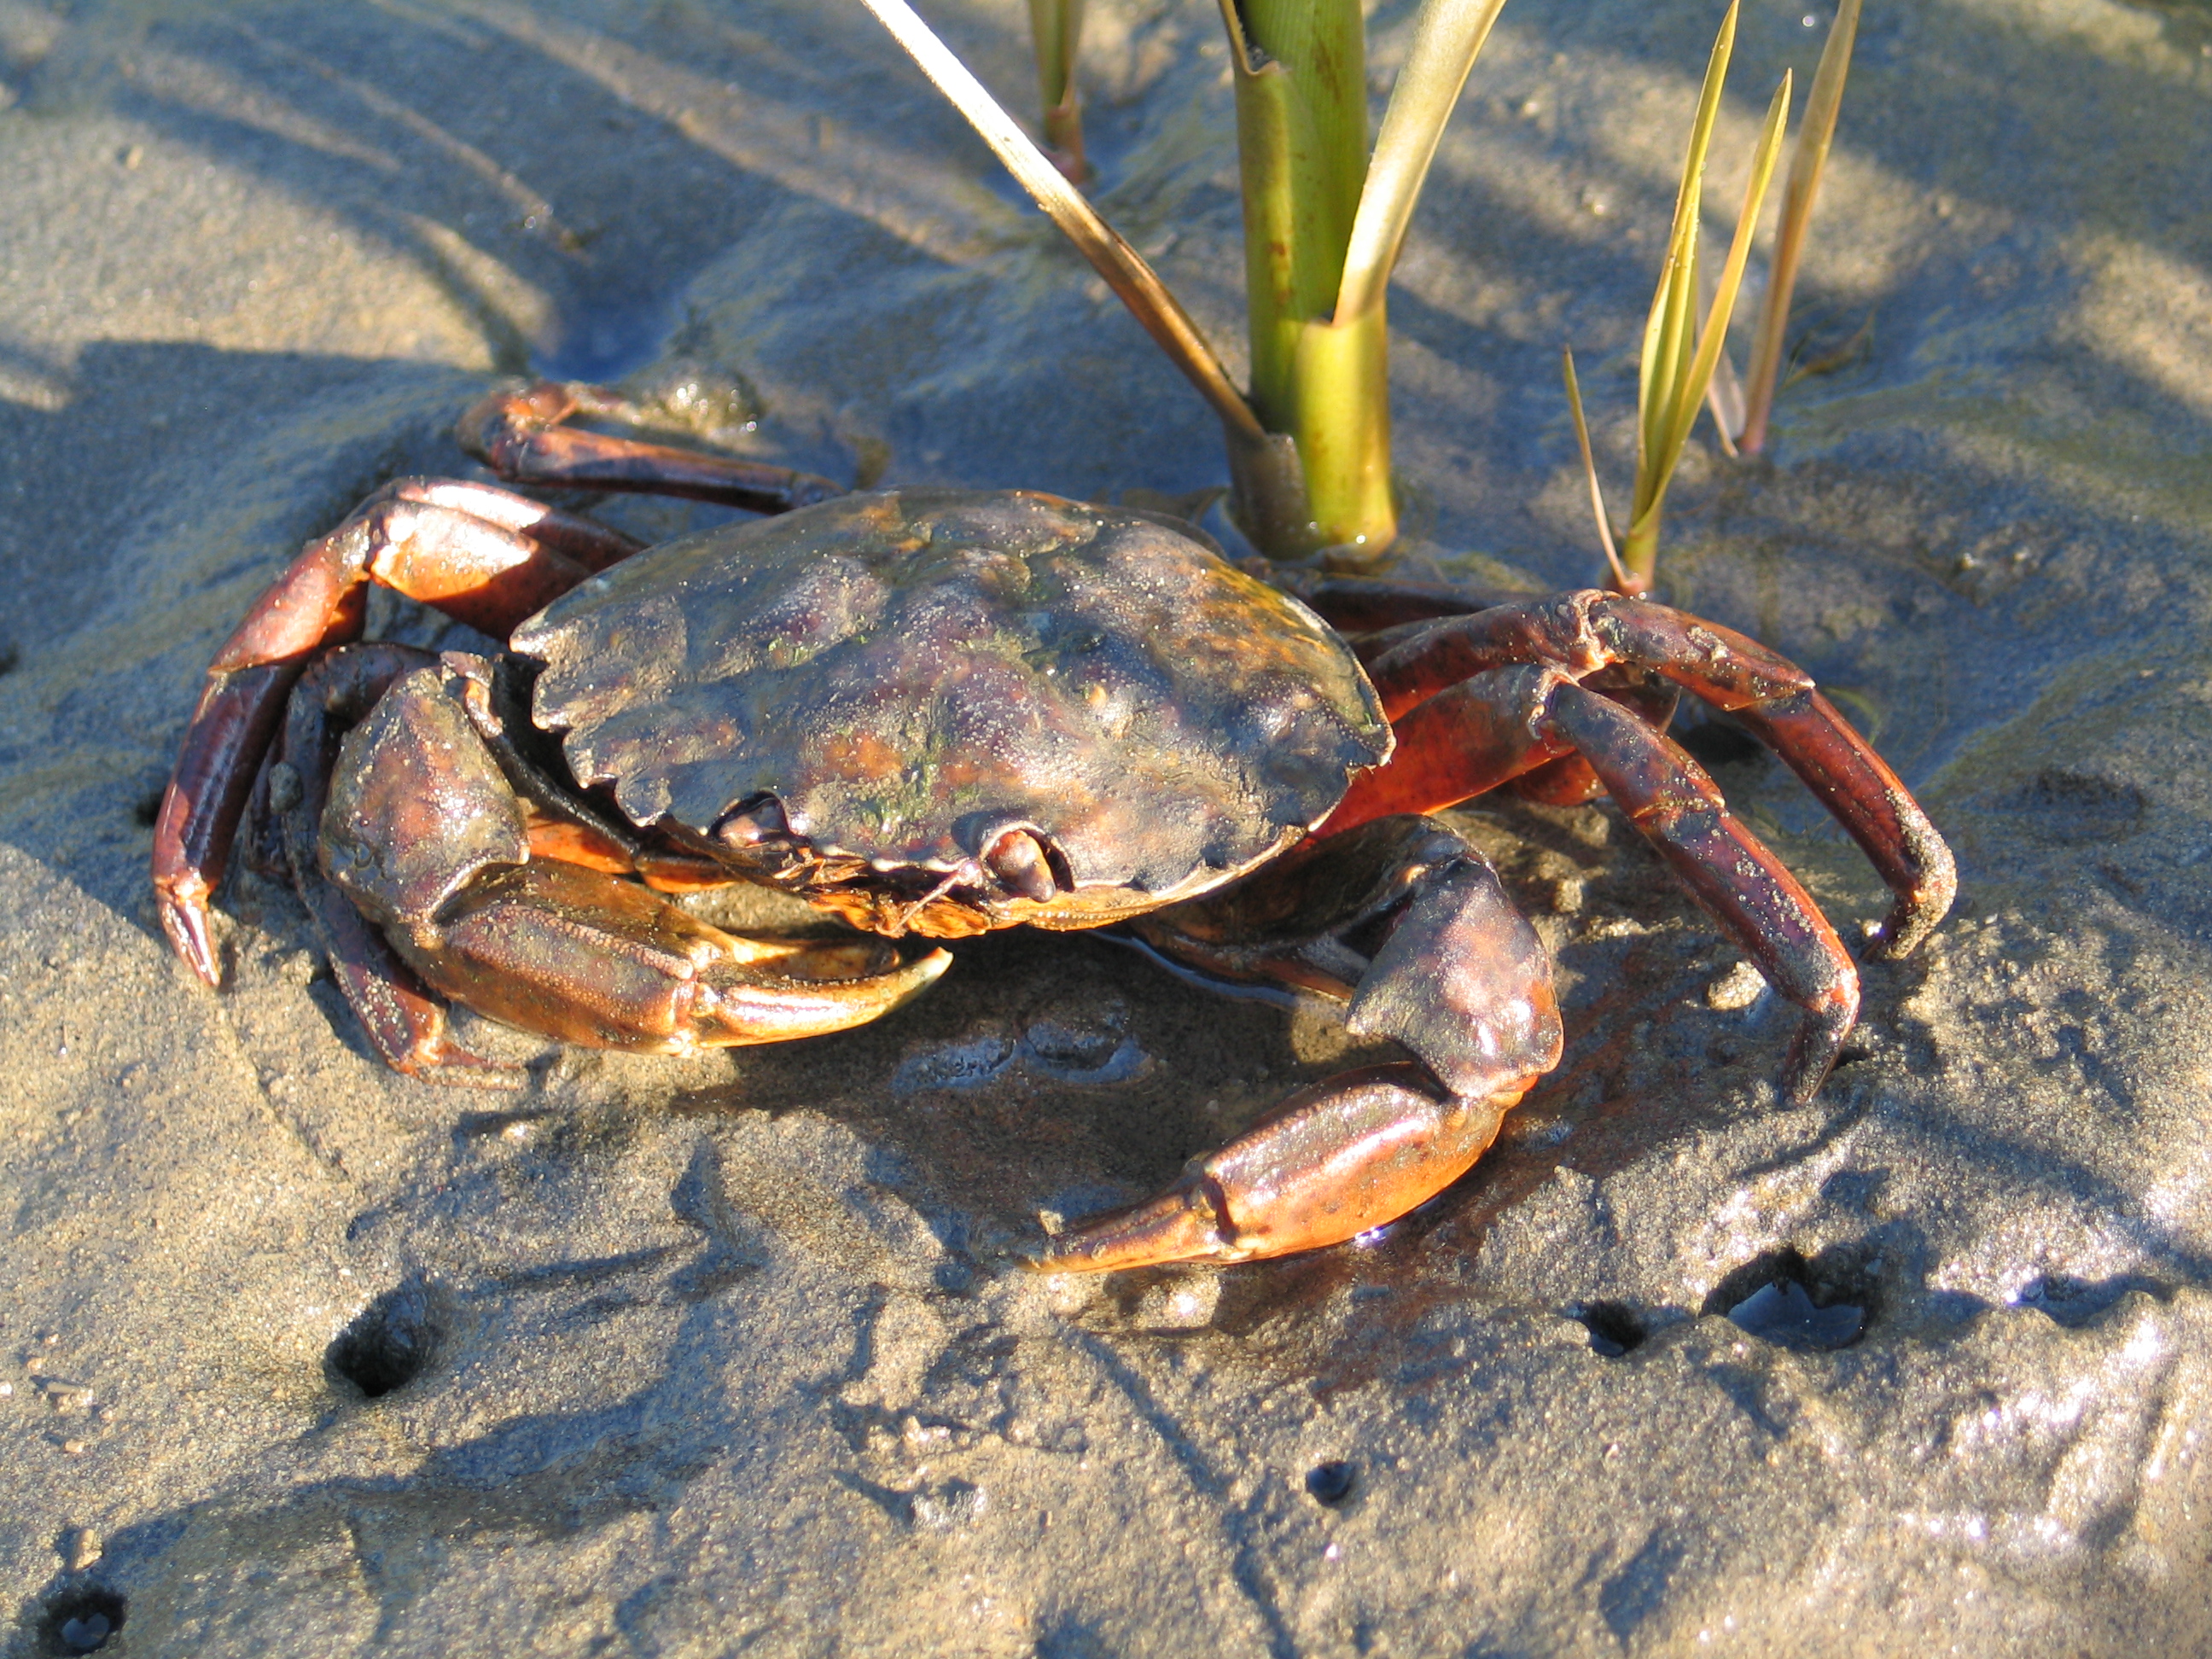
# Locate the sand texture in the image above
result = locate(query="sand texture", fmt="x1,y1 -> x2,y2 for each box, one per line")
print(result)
3,0 -> 2211,1652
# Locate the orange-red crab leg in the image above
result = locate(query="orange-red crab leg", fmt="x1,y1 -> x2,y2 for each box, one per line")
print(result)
457,381 -> 844,513
1035,818 -> 1561,1271
1356,590 -> 1956,957
1328,667 -> 1859,1102
1032,1063 -> 1526,1272
153,480 -> 643,985
306,655 -> 946,1078
275,643 -> 525,1085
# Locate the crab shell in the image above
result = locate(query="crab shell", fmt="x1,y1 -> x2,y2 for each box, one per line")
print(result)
511,490 -> 1395,938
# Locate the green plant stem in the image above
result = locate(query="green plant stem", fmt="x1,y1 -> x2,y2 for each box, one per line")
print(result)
1220,0 -> 1394,557
1027,0 -> 1090,182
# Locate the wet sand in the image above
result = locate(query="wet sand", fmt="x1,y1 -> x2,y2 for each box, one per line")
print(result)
3,0 -> 2212,1652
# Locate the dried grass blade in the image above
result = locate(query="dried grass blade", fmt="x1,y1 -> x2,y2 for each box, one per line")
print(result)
1738,0 -> 1859,451
859,0 -> 1264,442
1563,348 -> 1629,591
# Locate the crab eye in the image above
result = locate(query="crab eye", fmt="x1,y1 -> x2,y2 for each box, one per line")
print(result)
715,794 -> 789,847
982,827 -> 1059,903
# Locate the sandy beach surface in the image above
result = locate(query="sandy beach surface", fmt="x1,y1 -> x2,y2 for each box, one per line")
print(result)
3,0 -> 2211,1652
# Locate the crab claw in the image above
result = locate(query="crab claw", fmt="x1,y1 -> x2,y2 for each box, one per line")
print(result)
1027,1063 -> 1525,1272
154,870 -> 221,987
687,933 -> 957,1046
366,857 -> 954,1057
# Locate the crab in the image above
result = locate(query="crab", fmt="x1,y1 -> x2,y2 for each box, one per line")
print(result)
152,380 -> 1955,1272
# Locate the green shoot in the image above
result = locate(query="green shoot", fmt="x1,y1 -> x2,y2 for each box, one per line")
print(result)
1027,0 -> 1091,184
1217,0 -> 1378,555
1214,0 -> 1508,559
868,0 -> 1508,562
1737,0 -> 1860,454
1561,348 -> 1631,592
1616,3 -> 1791,592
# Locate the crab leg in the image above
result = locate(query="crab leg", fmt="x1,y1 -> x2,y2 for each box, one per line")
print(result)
457,381 -> 844,513
1033,1064 -> 1518,1272
154,480 -> 641,985
1359,591 -> 1955,957
1328,667 -> 1858,1102
276,643 -> 524,1085
1039,819 -> 1559,1271
313,655 -> 949,1074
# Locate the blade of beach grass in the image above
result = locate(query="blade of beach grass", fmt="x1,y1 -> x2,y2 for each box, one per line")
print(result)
1645,73 -> 1790,496
1027,0 -> 1091,183
1333,0 -> 1512,328
1632,0 -> 1737,560
858,0 -> 1266,463
1621,70 -> 1791,586
1737,0 -> 1860,454
1562,347 -> 1631,592
1620,9 -> 1790,591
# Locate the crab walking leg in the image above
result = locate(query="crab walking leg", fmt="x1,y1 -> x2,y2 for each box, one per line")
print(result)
457,381 -> 845,514
277,644 -> 525,1086
153,480 -> 642,985
319,658 -> 950,1063
1038,827 -> 1562,1272
1361,591 -> 1955,957
1330,667 -> 1859,1102
1545,685 -> 1860,1100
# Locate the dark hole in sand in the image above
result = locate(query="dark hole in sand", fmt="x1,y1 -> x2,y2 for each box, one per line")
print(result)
0,641 -> 19,676
44,1587 -> 125,1655
327,1280 -> 445,1398
2017,1273 -> 2174,1329
1707,1248 -> 1872,1350
131,787 -> 166,828
1572,1301 -> 1648,1357
1306,1461 -> 1358,1506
